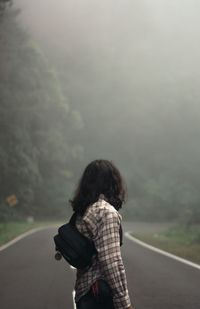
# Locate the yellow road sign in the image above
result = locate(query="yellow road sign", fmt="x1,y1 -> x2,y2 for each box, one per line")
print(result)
6,194 -> 18,207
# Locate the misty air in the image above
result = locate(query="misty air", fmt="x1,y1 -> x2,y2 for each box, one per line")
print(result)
0,1 -> 200,309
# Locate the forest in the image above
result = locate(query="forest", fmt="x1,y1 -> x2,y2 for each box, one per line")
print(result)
0,0 -> 200,228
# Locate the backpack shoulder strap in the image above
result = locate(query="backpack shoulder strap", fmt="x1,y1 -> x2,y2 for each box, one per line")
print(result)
69,212 -> 123,245
69,212 -> 77,226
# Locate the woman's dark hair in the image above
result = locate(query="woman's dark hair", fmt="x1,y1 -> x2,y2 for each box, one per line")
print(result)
69,159 -> 127,216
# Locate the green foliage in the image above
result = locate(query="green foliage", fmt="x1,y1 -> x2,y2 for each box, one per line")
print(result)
0,7 -> 84,222
0,220 -> 64,246
164,227 -> 200,245
0,0 -> 11,14
1,2 -> 200,226
121,171 -> 200,224
132,229 -> 200,263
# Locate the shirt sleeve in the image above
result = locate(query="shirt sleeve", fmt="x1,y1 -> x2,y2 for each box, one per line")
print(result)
93,209 -> 131,309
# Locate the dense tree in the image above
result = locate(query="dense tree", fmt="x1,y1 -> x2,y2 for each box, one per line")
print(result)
1,1 -> 200,226
0,7 -> 83,221
0,0 -> 11,13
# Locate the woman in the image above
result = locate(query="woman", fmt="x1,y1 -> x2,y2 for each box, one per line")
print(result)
69,159 -> 134,309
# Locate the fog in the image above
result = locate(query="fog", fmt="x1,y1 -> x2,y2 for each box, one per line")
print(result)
1,0 -> 200,222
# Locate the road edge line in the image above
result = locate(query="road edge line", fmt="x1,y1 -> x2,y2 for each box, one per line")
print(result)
70,266 -> 76,309
72,290 -> 76,309
0,225 -> 57,252
125,231 -> 200,271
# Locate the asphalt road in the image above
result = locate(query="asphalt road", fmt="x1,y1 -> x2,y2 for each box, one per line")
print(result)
0,223 -> 200,309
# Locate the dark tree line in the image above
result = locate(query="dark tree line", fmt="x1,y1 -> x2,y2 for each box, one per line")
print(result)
0,0 -> 11,13
0,4 -> 83,221
1,1 -> 200,228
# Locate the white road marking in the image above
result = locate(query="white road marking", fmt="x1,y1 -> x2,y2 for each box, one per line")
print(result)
0,224 -> 78,308
0,225 -> 57,252
125,231 -> 200,270
70,266 -> 76,308
72,290 -> 76,309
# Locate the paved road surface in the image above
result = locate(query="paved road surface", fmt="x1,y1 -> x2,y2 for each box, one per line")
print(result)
0,223 -> 200,309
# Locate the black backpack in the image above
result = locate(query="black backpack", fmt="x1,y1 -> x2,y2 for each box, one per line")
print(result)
53,212 -> 123,269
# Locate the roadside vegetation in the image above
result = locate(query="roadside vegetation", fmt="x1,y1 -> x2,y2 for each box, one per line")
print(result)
0,220 -> 64,247
0,1 -> 200,247
132,225 -> 200,264
0,3 -> 83,223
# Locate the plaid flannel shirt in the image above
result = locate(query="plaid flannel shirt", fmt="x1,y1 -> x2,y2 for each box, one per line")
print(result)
74,195 -> 131,309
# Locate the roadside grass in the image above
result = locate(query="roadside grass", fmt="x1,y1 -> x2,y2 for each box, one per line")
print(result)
0,221 -> 64,247
131,226 -> 200,264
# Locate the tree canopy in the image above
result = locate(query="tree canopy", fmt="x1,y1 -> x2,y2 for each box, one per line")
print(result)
0,6 -> 83,221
